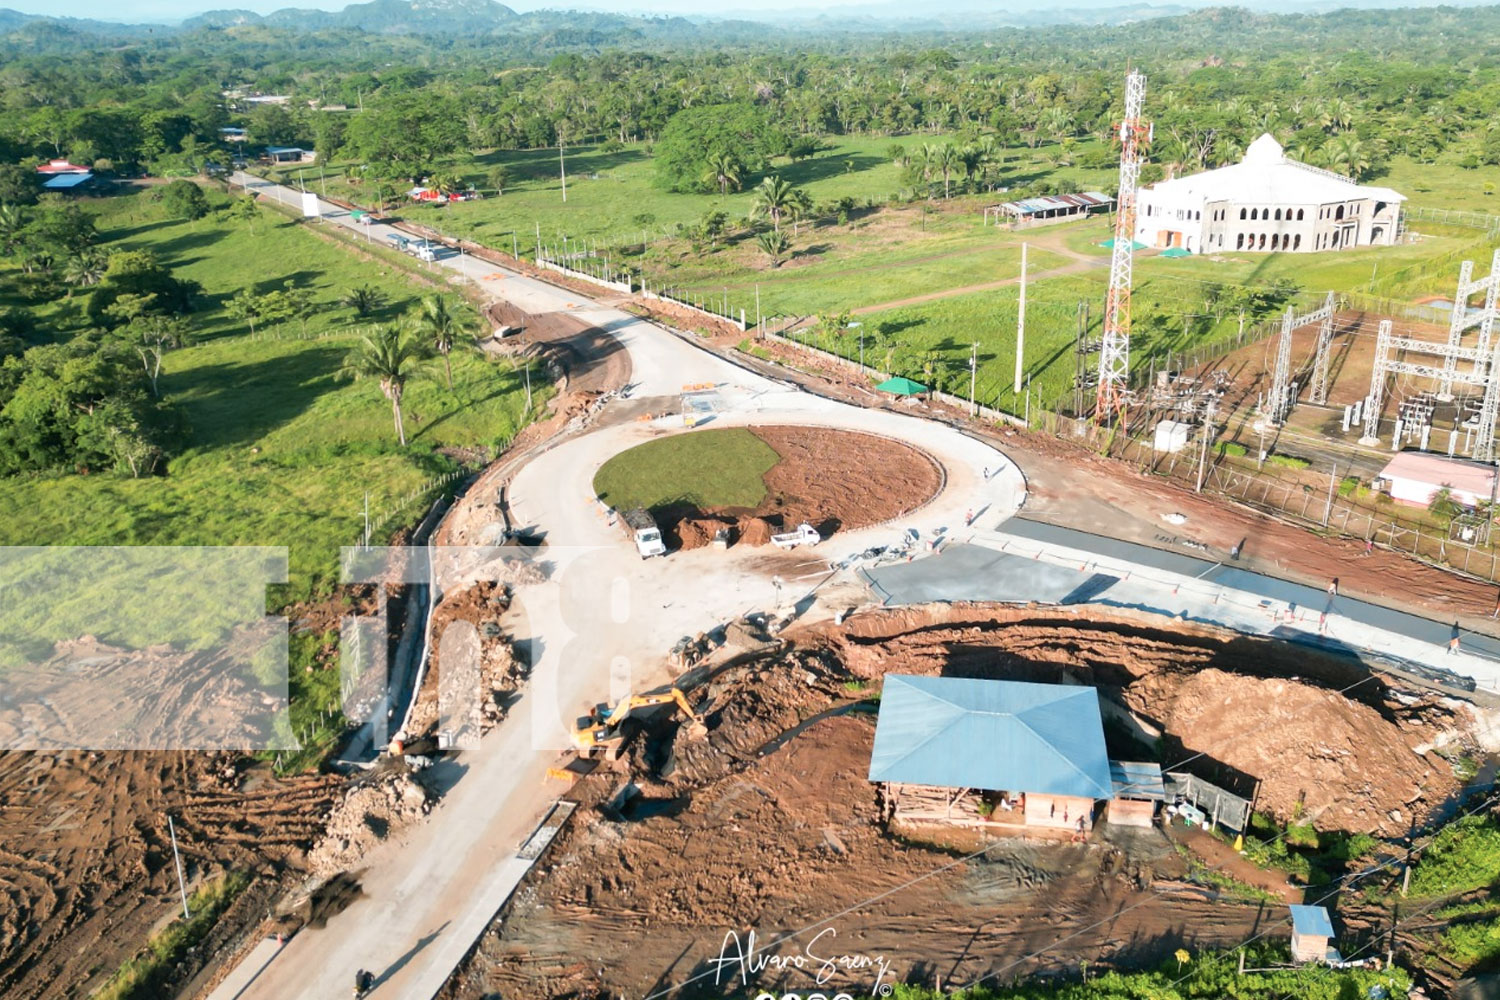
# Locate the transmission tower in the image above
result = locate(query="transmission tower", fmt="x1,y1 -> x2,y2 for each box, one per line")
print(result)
1096,69 -> 1151,420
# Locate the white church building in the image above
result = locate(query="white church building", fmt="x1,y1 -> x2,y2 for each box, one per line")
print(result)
1135,134 -> 1405,255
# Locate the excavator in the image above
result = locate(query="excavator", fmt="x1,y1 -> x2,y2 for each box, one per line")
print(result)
571,687 -> 708,760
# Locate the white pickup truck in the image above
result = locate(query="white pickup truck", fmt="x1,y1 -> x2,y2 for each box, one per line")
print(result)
770,523 -> 821,549
621,508 -> 666,558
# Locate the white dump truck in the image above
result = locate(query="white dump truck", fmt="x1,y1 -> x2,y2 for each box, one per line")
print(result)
621,508 -> 666,558
770,523 -> 821,549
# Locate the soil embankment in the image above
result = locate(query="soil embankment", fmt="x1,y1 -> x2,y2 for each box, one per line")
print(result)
442,603 -> 1472,1000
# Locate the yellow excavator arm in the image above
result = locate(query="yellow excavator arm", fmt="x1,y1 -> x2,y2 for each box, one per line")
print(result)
572,687 -> 706,751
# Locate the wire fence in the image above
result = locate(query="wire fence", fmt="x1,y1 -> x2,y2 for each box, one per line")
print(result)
1407,204 -> 1500,238
1026,407 -> 1500,585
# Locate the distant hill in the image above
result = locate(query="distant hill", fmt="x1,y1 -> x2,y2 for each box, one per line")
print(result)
185,0 -> 517,33
0,6 -> 163,33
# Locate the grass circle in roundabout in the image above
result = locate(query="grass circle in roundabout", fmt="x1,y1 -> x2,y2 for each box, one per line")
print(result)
592,425 -> 942,549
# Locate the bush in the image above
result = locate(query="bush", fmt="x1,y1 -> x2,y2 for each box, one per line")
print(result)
1266,452 -> 1311,470
1440,914 -> 1500,969
154,179 -> 210,221
1410,814 -> 1500,898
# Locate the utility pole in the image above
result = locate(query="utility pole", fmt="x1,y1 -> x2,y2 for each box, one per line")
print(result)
362,492 -> 371,548
970,341 -> 979,416
1322,464 -> 1338,527
1196,401 -> 1216,493
167,815 -> 190,920
755,284 -> 762,337
559,138 -> 567,203
535,221 -> 541,260
1014,241 -> 1027,395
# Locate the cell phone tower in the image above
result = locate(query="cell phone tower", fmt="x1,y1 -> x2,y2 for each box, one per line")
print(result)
1097,69 -> 1152,420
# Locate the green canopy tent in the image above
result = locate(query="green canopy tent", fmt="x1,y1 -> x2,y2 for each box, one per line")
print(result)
1099,238 -> 1148,250
1159,247 -> 1192,258
876,376 -> 928,396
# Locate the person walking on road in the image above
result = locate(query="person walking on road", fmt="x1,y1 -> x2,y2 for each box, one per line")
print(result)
1327,578 -> 1338,599
1449,622 -> 1462,655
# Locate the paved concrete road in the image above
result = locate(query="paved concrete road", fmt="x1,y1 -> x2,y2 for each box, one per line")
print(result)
211,175 -> 1023,1000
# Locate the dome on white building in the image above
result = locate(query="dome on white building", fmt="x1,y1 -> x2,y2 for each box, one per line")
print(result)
1135,133 -> 1405,254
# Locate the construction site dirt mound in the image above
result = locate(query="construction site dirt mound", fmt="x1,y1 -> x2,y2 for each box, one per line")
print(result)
306,771 -> 434,880
446,643 -> 1266,1000
412,580 -> 531,737
746,424 -> 943,534
1133,668 -> 1441,833
671,515 -> 733,551
736,515 -> 775,546
806,604 -> 1464,837
0,750 -> 338,1000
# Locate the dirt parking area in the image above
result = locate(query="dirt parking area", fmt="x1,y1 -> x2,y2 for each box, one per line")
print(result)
440,602 -> 1473,1000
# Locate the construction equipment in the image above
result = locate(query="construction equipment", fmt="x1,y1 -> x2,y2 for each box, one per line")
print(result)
572,688 -> 707,760
621,507 -> 666,558
770,523 -> 821,549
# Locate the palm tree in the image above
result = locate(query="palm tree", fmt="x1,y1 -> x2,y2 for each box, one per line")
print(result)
341,283 -> 386,318
788,188 -> 813,236
957,144 -> 984,185
429,173 -> 465,204
411,294 -> 468,390
702,152 -> 742,196
918,142 -> 940,190
0,204 -> 24,257
932,144 -> 958,199
62,248 -> 107,295
1323,135 -> 1371,180
756,229 -> 789,268
338,326 -> 430,446
752,175 -> 796,234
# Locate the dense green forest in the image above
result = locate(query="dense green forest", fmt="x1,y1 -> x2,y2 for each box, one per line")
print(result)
2,5 -> 1500,187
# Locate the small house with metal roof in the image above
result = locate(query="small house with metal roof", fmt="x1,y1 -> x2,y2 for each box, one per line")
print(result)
985,191 -> 1114,228
869,675 -> 1125,832
1290,904 -> 1339,964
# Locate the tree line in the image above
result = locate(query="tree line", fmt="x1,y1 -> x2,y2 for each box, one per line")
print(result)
3,7 -> 1500,190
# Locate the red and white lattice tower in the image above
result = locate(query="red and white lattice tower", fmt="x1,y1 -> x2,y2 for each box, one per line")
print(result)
1096,69 -> 1152,419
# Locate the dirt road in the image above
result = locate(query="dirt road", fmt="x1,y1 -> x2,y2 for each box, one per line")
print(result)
214,172 -> 1025,1000
850,227 -> 1108,315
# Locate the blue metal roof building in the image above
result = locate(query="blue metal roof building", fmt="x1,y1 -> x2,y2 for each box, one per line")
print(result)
1290,904 -> 1340,964
1290,905 -> 1336,938
868,675 -> 1114,799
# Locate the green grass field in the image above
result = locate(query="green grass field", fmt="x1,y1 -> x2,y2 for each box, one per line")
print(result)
592,428 -> 778,514
271,134 -> 1494,352
0,188 -> 545,752
0,189 -> 537,602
